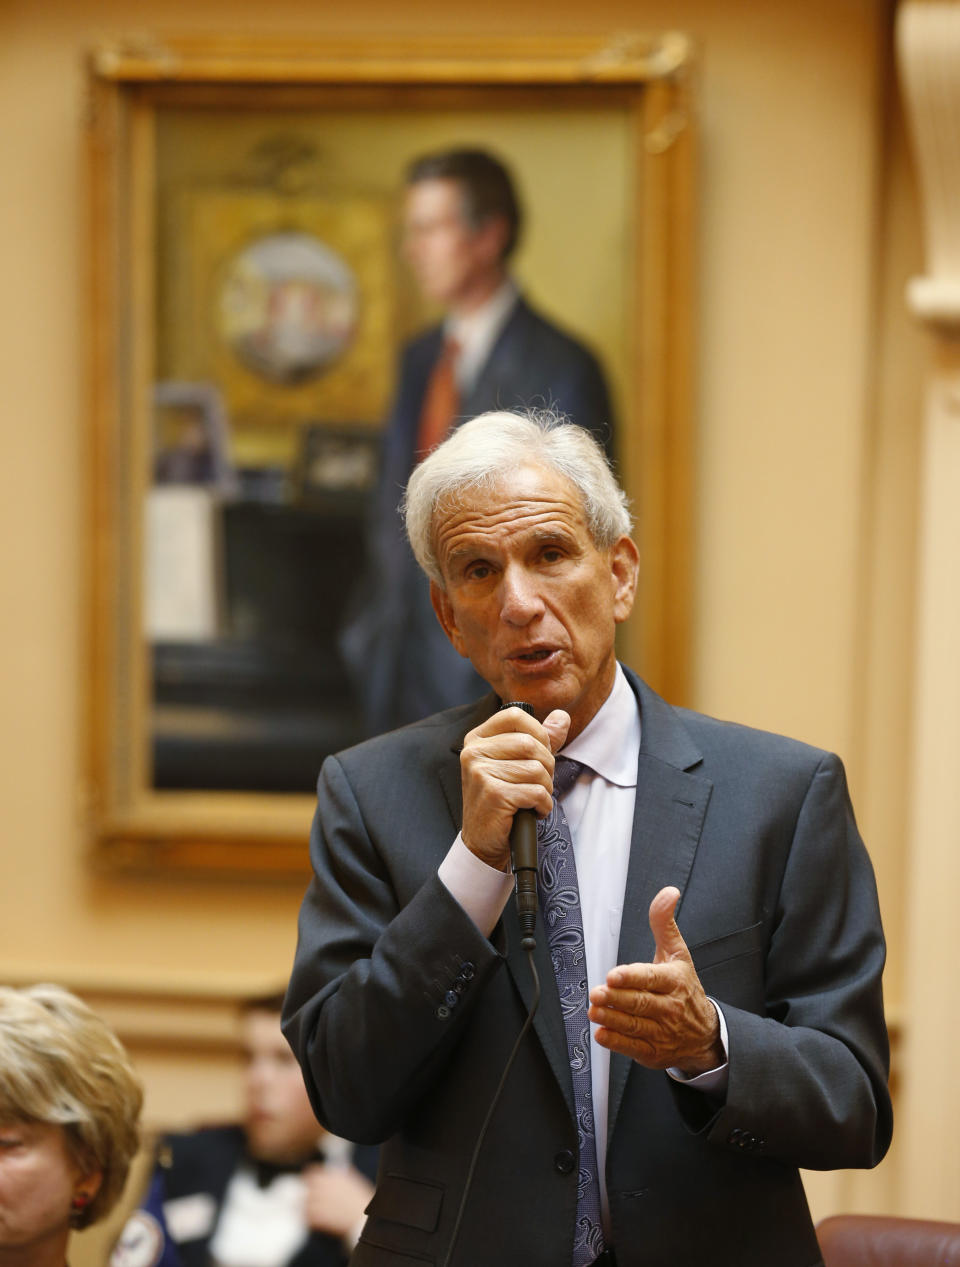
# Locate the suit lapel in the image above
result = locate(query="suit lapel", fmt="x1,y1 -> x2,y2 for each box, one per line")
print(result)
461,299 -> 531,417
606,673 -> 713,1135
435,693 -> 496,831
500,872 -> 577,1118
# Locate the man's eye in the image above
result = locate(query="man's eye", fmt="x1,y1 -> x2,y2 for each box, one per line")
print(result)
465,564 -> 491,581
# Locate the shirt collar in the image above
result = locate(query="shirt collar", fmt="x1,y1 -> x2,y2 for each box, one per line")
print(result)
561,663 -> 640,788
445,277 -> 518,389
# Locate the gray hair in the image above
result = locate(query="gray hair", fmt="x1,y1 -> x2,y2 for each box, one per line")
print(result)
402,408 -> 632,585
0,984 -> 143,1229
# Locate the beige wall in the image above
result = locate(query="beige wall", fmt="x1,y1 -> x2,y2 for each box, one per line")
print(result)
2,0 -> 946,1236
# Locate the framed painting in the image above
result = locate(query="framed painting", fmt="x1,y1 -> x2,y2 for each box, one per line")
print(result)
85,33 -> 696,875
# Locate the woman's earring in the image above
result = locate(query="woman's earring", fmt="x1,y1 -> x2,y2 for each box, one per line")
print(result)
69,1192 -> 91,1229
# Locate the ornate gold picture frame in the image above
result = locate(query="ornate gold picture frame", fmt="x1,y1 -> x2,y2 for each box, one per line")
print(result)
85,33 -> 697,876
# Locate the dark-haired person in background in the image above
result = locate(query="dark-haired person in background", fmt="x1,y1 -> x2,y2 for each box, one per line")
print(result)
112,995 -> 376,1267
342,148 -> 616,735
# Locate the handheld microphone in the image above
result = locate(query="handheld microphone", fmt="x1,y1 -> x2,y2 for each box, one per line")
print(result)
500,700 -> 539,951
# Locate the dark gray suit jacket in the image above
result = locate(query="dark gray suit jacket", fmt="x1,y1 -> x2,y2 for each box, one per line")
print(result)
340,295 -> 615,736
283,670 -> 892,1267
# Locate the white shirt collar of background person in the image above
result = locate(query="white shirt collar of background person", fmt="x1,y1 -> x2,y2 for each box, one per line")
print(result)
444,276 -> 518,394
207,1169 -> 309,1267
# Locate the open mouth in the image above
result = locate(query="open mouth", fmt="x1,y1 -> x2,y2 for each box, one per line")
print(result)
513,648 -> 555,663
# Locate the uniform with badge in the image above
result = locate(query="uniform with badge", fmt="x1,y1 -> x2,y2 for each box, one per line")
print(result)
111,1126 -> 379,1267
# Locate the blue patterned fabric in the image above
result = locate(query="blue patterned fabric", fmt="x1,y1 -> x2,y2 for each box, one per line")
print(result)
538,756 -> 606,1267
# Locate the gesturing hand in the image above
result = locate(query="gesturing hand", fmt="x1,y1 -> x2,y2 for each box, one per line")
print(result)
588,886 -> 724,1076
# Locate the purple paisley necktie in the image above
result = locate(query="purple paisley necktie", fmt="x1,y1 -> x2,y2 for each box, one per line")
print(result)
538,756 -> 605,1267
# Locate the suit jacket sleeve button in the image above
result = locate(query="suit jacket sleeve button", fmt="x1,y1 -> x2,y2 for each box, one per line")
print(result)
444,990 -> 459,1008
436,1005 -> 450,1019
554,1149 -> 576,1175
458,962 -> 476,981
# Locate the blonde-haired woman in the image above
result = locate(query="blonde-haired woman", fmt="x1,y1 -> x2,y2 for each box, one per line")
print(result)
0,984 -> 143,1267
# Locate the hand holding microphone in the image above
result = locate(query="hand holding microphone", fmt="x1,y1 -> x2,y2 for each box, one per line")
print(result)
498,702 -> 541,949
458,702 -> 570,934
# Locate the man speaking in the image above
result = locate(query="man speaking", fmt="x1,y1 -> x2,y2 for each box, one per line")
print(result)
284,409 -> 892,1266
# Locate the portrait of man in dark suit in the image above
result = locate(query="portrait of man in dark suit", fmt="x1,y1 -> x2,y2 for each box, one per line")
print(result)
286,409 -> 892,1267
341,149 -> 616,735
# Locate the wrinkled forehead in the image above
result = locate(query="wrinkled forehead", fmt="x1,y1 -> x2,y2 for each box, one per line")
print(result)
432,466 -> 591,559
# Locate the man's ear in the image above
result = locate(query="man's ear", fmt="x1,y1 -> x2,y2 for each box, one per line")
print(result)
610,536 -> 640,624
430,580 -> 469,658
